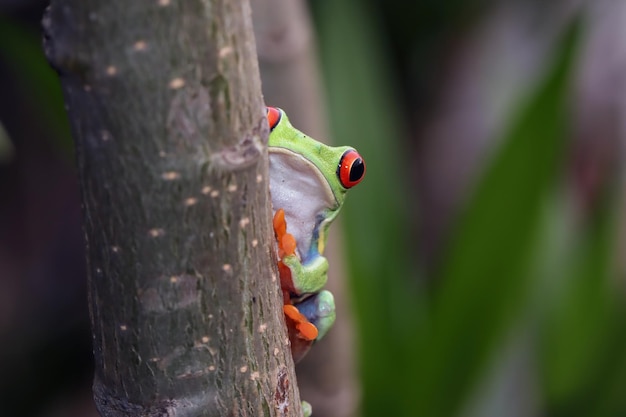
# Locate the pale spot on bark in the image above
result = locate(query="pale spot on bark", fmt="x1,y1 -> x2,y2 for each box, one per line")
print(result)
252,239 -> 258,247
120,324 -> 127,331
208,365 -> 216,371
149,228 -> 165,237
284,337 -> 290,346
273,348 -> 279,356
133,40 -> 147,51
176,369 -> 207,379
169,77 -> 185,89
111,245 -> 119,253
100,130 -> 112,141
184,197 -> 198,206
240,365 -> 248,373
96,267 -> 102,274
201,186 -> 212,194
106,65 -> 117,76
201,336 -> 209,343
84,84 -> 92,92
250,371 -> 260,381
210,190 -> 219,198
239,217 -> 250,228
271,272 -> 277,282
258,323 -> 267,333
158,0 -> 170,5
208,314 -> 214,319
256,174 -> 263,183
159,150 -> 167,157
162,171 -> 180,180
227,184 -> 237,192
219,46 -> 233,58
140,275 -> 200,312
222,264 -> 232,272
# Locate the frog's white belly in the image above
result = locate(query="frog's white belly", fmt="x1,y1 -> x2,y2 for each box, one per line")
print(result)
269,149 -> 336,261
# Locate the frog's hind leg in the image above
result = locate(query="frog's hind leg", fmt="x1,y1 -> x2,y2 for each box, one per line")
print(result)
294,290 -> 336,341
283,291 -> 336,363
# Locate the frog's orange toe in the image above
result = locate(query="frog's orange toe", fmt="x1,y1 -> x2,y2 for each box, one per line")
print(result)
281,233 -> 296,256
284,304 -> 301,321
273,209 -> 287,238
296,321 -> 318,341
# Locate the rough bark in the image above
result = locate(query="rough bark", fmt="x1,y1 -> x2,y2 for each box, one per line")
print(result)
252,1 -> 360,416
43,1 -> 302,416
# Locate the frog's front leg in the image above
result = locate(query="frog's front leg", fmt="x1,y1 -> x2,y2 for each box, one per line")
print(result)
272,209 -> 329,296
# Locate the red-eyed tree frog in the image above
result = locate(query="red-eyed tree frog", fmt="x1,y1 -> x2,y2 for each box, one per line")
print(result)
266,107 -> 366,365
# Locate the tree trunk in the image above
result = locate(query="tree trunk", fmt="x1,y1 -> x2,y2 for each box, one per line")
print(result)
42,1 -> 302,416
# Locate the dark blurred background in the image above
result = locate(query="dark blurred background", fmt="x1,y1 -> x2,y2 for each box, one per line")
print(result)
2,0 -> 625,416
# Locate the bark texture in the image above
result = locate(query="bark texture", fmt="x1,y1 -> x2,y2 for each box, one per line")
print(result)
43,1 -> 301,416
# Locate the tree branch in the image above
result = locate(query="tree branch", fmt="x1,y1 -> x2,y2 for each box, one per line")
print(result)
43,0 -> 301,415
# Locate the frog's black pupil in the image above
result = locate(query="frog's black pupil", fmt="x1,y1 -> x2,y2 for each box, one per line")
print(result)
350,158 -> 365,182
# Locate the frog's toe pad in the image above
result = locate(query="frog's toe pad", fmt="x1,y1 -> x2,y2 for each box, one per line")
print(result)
280,233 -> 296,257
273,209 -> 287,237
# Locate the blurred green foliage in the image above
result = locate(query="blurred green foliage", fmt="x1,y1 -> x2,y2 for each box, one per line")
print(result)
0,16 -> 72,152
312,0 -> 626,416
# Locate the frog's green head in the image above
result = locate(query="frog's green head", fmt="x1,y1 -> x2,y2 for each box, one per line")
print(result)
266,107 -> 365,210
266,106 -> 366,258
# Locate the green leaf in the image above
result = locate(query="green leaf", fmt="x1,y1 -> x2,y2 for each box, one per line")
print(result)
0,16 -> 72,152
539,189 -> 626,417
410,21 -> 580,417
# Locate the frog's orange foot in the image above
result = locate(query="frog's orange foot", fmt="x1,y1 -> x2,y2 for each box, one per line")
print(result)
273,209 -> 298,296
284,305 -> 318,340
283,304 -> 318,363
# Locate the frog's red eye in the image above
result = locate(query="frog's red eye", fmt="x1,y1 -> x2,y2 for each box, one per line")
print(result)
337,149 -> 366,188
267,107 -> 282,131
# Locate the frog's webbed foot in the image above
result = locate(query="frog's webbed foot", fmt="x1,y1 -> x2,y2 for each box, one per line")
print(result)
283,291 -> 336,363
301,400 -> 312,417
283,304 -> 317,363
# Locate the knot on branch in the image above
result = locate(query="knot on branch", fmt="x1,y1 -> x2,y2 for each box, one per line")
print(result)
42,4 -> 90,78
274,366 -> 292,414
210,134 -> 263,171
209,116 -> 267,171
